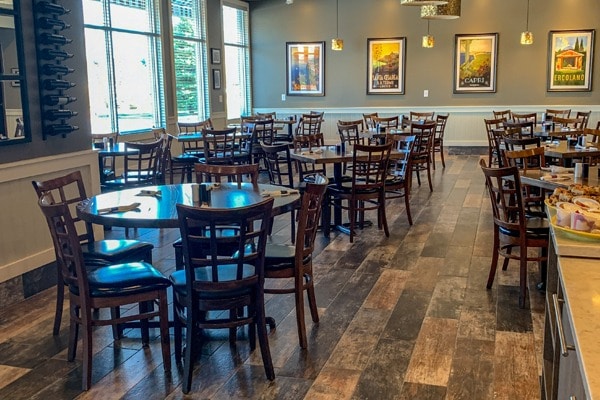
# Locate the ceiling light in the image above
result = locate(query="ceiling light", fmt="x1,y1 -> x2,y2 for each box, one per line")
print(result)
422,20 -> 434,48
520,0 -> 533,45
332,0 -> 343,51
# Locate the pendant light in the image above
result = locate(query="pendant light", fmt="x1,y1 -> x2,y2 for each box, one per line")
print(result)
520,0 -> 533,45
420,0 -> 461,19
401,0 -> 448,6
331,0 -> 343,51
422,20 -> 434,48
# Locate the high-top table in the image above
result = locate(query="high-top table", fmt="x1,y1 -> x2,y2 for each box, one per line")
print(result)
77,182 -> 300,229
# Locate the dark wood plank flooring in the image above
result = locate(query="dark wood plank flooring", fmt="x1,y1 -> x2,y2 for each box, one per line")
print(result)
0,154 -> 544,399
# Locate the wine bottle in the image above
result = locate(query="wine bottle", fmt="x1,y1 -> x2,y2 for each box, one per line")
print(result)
39,49 -> 73,60
43,79 -> 76,90
36,1 -> 70,15
40,33 -> 73,45
43,95 -> 76,106
41,63 -> 74,75
45,124 -> 79,136
45,109 -> 78,121
38,17 -> 71,30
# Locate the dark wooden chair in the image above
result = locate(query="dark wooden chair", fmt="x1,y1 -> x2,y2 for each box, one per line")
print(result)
327,142 -> 393,242
432,113 -> 449,169
479,159 -> 548,308
362,112 -> 378,130
263,175 -> 328,348
201,127 -> 241,165
409,121 -> 437,192
103,138 -> 163,190
37,195 -> 171,390
169,198 -> 275,393
503,146 -> 547,217
484,117 -> 506,167
545,108 -> 571,119
32,171 -> 154,335
575,110 -> 592,128
194,162 -> 259,186
492,109 -> 512,120
384,134 -> 416,225
373,115 -> 400,130
409,111 -> 435,122
503,120 -> 534,138
171,119 -> 213,183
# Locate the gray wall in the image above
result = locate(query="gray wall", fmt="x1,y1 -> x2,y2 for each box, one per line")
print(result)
250,0 -> 600,109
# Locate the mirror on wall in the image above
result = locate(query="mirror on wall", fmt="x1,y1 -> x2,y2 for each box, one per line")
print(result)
0,0 -> 29,145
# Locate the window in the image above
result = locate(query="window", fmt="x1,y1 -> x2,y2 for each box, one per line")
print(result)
223,1 -> 251,120
83,0 -> 209,133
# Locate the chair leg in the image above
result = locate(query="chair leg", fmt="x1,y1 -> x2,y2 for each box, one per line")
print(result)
440,143 -> 445,168
255,294 -> 275,380
81,308 -> 94,391
173,304 -> 182,361
349,199 -> 356,243
486,230 -> 500,289
519,247 -> 528,309
139,302 -> 150,347
305,272 -> 319,324
182,312 -> 196,394
380,193 -> 389,237
158,291 -> 171,373
404,190 -> 413,225
294,275 -> 308,348
426,161 -> 433,192
68,303 -> 79,362
53,277 -> 64,335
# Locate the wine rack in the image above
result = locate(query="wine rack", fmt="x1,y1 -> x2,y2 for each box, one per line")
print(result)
34,0 -> 79,139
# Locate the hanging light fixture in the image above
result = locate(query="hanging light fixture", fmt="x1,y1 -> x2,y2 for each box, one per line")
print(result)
422,20 -> 434,48
420,0 -> 461,19
331,0 -> 343,51
520,0 -> 533,45
401,0 -> 448,6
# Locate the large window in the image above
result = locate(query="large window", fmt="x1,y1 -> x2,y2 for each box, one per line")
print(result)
83,0 -> 209,133
223,1 -> 251,120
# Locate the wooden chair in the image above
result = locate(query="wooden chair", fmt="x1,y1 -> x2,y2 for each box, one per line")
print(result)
373,115 -> 400,130
503,146 -> 547,217
37,196 -> 171,390
263,175 -> 328,348
172,119 -> 213,183
338,118 -> 365,133
484,117 -> 506,167
103,138 -> 163,190
503,120 -> 534,138
170,198 -> 275,393
586,125 -> 600,144
248,118 -> 276,168
409,111 -> 435,122
545,109 -> 571,119
294,113 -> 324,151
362,112 -> 378,129
512,112 -> 537,125
92,131 -> 119,181
432,113 -> 449,169
32,171 -> 154,335
479,159 -> 548,308
201,127 -> 240,165
503,136 -> 541,152
409,121 -> 437,192
194,162 -> 259,186
575,110 -> 592,128
384,134 -> 416,225
327,142 -> 392,243
156,133 -> 173,184
552,116 -> 585,130
493,110 -> 512,120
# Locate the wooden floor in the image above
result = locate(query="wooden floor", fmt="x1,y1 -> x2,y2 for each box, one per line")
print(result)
0,154 -> 545,399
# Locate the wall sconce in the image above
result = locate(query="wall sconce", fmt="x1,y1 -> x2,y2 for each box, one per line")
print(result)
331,0 -> 343,51
422,20 -> 434,48
520,0 -> 533,45
420,0 -> 461,19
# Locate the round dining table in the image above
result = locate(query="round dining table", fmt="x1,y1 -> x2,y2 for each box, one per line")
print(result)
77,182 -> 300,229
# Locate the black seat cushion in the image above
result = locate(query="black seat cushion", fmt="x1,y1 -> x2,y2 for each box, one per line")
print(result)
71,262 -> 171,297
169,264 -> 256,299
83,240 -> 153,263
265,244 -> 295,266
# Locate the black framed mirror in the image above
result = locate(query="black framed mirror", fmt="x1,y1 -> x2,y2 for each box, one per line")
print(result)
0,0 -> 30,145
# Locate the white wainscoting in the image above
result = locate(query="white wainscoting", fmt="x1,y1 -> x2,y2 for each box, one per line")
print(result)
254,106 -> 600,147
0,150 -> 99,283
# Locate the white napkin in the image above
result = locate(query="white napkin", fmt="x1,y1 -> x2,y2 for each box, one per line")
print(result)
261,189 -> 299,197
98,202 -> 141,214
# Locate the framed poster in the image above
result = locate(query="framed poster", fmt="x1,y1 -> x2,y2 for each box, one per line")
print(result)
367,37 -> 406,95
286,41 -> 325,96
212,69 -> 221,89
454,33 -> 498,93
211,48 -> 221,64
547,29 -> 595,92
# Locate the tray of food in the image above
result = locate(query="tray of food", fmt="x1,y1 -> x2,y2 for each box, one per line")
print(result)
546,184 -> 600,238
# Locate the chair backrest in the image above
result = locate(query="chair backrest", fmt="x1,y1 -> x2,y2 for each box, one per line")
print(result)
202,127 -> 238,164
503,120 -> 534,138
503,146 -> 546,173
337,122 -> 363,146
512,112 -> 537,125
545,109 -> 571,119
338,119 -> 365,132
362,112 -> 378,129
503,136 -> 541,152
386,134 -> 415,180
493,110 -> 512,120
92,132 -> 118,148
435,114 -> 449,139
37,195 -> 91,302
255,111 -> 277,120
250,118 -> 276,146
295,175 -> 328,261
123,138 -> 163,185
484,117 -> 505,147
409,111 -> 435,122
584,127 -> 600,144
296,114 -> 323,137
552,116 -> 585,130
178,119 -> 213,153
575,111 -> 591,128
156,134 -> 174,183
479,159 -> 527,234
194,163 -> 259,186
373,115 -> 400,129
260,142 -> 294,188
176,197 -> 274,294
410,121 -> 437,155
350,142 -> 392,193
151,127 -> 166,140
32,170 -> 95,243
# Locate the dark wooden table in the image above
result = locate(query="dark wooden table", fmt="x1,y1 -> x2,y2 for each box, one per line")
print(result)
77,182 -> 300,229
544,141 -> 600,167
520,169 -> 600,191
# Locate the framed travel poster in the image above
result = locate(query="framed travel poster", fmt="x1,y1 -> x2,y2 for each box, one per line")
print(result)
367,37 -> 406,95
286,41 -> 325,96
454,33 -> 498,93
547,29 -> 595,92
